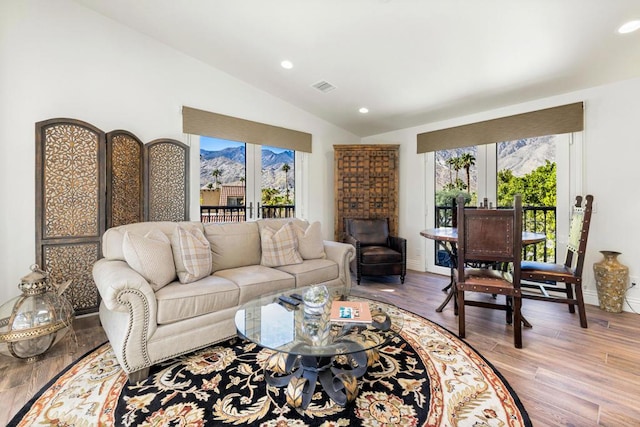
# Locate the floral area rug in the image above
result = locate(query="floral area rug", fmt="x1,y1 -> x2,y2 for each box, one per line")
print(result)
9,302 -> 531,426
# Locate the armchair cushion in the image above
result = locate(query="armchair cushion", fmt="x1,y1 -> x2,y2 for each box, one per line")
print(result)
360,246 -> 403,264
122,229 -> 176,291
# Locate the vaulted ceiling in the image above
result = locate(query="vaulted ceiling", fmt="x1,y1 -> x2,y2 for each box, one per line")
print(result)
75,0 -> 640,136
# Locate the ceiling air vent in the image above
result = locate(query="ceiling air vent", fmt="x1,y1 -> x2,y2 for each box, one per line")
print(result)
312,80 -> 336,93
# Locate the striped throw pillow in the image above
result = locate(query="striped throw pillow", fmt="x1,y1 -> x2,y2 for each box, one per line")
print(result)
172,226 -> 212,284
260,221 -> 303,267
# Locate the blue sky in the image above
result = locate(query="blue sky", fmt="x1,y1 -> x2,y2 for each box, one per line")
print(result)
200,136 -> 289,153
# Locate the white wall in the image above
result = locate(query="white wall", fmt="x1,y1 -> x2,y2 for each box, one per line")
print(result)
0,0 -> 359,304
362,77 -> 640,313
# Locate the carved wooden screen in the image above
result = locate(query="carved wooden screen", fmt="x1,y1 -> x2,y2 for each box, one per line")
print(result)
333,144 -> 399,241
144,139 -> 189,221
106,130 -> 144,228
36,119 -> 106,315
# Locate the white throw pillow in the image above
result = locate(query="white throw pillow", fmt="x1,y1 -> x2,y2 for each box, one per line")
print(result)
260,221 -> 303,267
122,229 -> 176,291
294,221 -> 326,260
172,226 -> 212,284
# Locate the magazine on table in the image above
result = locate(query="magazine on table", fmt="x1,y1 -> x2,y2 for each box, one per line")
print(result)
329,300 -> 372,323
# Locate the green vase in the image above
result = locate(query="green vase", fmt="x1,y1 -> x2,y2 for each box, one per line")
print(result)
593,251 -> 629,313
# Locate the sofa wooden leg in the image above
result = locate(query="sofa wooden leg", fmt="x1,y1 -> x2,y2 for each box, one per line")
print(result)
128,367 -> 150,384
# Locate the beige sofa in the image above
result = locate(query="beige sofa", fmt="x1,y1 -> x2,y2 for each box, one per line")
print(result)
93,218 -> 355,383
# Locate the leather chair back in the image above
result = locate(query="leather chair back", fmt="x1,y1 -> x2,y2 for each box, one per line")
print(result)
345,218 -> 389,246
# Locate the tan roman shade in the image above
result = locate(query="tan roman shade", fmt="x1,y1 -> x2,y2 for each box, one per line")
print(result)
182,106 -> 312,153
417,102 -> 583,153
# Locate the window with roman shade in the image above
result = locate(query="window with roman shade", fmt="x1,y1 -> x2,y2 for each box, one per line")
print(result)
416,102 -> 583,153
182,106 -> 312,153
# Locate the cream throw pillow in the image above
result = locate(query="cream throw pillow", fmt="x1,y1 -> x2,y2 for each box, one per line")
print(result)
294,221 -> 326,260
172,226 -> 212,284
122,229 -> 176,291
260,221 -> 303,267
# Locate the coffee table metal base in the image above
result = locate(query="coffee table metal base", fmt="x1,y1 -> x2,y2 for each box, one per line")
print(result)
264,343 -> 376,409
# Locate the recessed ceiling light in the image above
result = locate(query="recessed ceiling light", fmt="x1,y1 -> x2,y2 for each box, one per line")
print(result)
359,107 -> 369,114
618,20 -> 640,34
280,60 -> 293,69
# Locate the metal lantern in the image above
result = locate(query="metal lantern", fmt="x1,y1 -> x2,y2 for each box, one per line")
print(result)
0,265 -> 74,361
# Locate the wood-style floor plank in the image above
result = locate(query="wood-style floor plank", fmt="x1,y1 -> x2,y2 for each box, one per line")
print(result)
1,270 -> 638,426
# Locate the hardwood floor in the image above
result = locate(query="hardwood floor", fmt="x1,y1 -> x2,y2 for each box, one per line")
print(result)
1,270 -> 639,426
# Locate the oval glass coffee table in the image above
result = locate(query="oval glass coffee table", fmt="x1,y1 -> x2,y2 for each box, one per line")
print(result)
234,285 -> 403,409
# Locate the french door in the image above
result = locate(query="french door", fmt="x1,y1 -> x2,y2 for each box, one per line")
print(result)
425,132 -> 581,274
198,136 -> 296,222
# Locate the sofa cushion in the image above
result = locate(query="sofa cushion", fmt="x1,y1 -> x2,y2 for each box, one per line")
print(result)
214,265 -> 295,304
276,259 -> 338,287
102,221 -> 203,261
294,221 -> 326,260
257,218 -> 309,232
172,226 -> 212,284
154,275 -> 239,324
260,222 -> 303,267
122,229 -> 176,291
204,222 -> 261,272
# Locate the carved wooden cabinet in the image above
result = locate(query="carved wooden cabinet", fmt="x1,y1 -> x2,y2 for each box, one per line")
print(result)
333,144 -> 399,241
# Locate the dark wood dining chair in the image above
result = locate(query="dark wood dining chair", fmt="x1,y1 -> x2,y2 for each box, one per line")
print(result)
455,194 -> 524,348
520,195 -> 594,328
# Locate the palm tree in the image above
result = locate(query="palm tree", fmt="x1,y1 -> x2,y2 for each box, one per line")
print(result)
281,163 -> 291,202
452,156 -> 463,186
446,157 -> 456,186
211,168 -> 223,189
460,153 -> 476,194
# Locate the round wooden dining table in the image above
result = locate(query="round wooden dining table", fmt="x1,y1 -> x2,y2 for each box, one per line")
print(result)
420,227 -> 546,313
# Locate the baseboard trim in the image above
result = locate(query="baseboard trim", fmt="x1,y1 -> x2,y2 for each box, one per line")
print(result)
584,289 -> 639,314
407,259 -> 423,272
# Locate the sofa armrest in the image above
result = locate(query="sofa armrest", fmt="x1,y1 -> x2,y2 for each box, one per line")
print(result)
323,240 -> 356,293
93,258 -> 160,374
93,258 -> 158,314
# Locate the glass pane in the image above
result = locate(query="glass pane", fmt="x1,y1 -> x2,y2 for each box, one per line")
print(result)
435,147 -> 478,225
261,145 -> 295,218
496,135 -> 557,261
200,136 -> 246,222
433,147 -> 477,267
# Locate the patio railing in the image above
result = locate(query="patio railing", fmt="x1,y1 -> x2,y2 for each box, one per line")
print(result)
200,204 -> 295,223
200,206 -> 247,223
